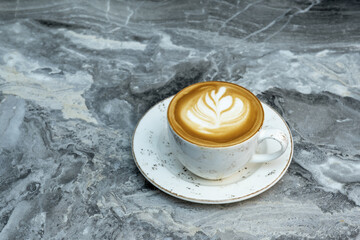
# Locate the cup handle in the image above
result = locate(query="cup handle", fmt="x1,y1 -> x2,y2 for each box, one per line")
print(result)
250,129 -> 288,163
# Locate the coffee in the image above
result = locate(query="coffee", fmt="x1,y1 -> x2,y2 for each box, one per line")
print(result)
167,81 -> 264,147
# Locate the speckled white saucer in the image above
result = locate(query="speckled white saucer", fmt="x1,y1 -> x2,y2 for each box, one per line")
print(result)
132,96 -> 293,204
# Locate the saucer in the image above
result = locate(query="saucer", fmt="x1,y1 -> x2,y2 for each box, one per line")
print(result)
132,96 -> 293,204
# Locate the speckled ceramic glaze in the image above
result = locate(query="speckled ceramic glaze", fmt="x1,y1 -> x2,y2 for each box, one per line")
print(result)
132,96 -> 293,204
168,116 -> 288,180
167,86 -> 288,180
168,126 -> 257,180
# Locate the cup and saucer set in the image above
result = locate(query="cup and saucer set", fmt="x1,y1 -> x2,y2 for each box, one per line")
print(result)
132,82 -> 293,204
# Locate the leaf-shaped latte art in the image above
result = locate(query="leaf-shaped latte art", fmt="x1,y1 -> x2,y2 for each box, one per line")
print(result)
186,87 -> 247,134
168,81 -> 263,147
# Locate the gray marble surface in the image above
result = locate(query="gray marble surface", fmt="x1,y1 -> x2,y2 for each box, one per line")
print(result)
0,0 -> 360,239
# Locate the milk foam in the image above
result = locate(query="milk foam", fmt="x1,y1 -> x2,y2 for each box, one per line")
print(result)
168,81 -> 264,147
186,87 -> 246,133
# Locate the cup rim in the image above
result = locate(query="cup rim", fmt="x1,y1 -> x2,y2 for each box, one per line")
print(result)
167,81 -> 264,148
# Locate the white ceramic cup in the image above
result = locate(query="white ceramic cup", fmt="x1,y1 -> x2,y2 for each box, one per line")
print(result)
167,99 -> 288,180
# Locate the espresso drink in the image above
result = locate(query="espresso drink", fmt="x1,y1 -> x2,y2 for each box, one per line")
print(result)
168,81 -> 264,147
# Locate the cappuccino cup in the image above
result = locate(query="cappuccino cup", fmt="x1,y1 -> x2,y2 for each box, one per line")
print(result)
167,81 -> 288,180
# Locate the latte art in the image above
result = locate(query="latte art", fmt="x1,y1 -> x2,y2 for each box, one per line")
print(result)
186,87 -> 249,134
168,82 -> 264,147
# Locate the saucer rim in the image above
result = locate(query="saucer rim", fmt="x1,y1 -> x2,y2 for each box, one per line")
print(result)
132,96 -> 293,204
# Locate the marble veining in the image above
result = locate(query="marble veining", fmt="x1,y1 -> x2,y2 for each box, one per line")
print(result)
0,0 -> 360,239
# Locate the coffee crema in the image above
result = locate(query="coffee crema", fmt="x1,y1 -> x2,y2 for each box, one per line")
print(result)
168,81 -> 264,147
